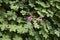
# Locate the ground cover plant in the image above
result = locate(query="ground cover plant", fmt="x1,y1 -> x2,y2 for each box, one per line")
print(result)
0,0 -> 60,40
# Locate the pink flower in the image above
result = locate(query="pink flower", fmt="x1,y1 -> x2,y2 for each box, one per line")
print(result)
38,16 -> 43,19
38,16 -> 43,22
27,15 -> 33,21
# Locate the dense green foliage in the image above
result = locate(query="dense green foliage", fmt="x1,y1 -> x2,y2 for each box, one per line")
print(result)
0,0 -> 60,40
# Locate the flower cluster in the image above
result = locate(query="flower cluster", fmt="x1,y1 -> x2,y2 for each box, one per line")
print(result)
27,15 -> 43,22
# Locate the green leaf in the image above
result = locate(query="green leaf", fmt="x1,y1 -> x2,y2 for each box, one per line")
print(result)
40,21 -> 48,33
33,22 -> 40,29
20,10 -> 26,15
10,4 -> 19,10
0,0 -> 2,3
6,11 -> 17,20
41,9 -> 50,17
55,11 -> 60,18
9,25 -> 17,32
13,35 -> 22,40
2,35 -> 10,40
36,1 -> 50,8
29,3 -> 35,7
54,30 -> 60,37
56,3 -> 60,9
16,25 -> 23,33
37,11 -> 44,17
51,16 -> 60,27
47,9 -> 54,17
17,17 -> 22,23
49,1 -> 55,6
39,30 -> 48,39
29,29 -> 36,36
